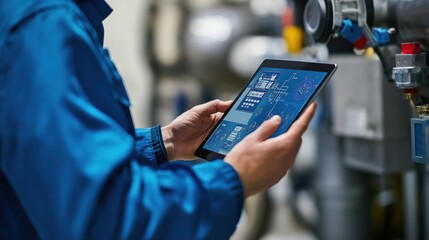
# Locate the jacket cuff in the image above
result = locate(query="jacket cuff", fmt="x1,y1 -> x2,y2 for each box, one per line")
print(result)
151,125 -> 169,166
135,126 -> 169,168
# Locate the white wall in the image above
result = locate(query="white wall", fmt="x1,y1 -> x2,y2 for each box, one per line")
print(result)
103,0 -> 153,127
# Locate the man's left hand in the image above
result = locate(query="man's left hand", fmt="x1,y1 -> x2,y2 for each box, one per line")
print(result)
161,99 -> 232,161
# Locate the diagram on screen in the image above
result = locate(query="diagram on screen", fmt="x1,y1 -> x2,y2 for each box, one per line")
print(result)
294,77 -> 316,100
204,68 -> 327,155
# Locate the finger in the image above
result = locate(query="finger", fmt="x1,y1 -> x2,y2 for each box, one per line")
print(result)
194,99 -> 232,116
219,100 -> 233,112
204,112 -> 225,134
213,112 -> 224,122
249,115 -> 282,142
286,102 -> 317,139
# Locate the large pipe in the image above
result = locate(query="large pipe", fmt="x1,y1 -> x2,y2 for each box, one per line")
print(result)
374,0 -> 429,49
394,0 -> 429,49
315,94 -> 371,240
403,170 -> 420,240
425,166 -> 429,240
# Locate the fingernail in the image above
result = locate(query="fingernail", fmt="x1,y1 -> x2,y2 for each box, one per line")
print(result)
271,115 -> 282,123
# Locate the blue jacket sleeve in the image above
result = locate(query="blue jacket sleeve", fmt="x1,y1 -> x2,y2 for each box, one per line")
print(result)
0,4 -> 243,240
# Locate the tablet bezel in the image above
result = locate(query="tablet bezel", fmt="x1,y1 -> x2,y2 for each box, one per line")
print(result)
195,59 -> 337,160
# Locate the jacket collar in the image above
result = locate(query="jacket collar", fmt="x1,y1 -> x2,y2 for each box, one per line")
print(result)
75,0 -> 112,42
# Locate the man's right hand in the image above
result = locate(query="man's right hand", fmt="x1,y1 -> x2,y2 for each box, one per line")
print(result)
224,102 -> 317,198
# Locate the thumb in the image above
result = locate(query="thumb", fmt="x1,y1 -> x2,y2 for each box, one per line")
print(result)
286,102 -> 317,139
250,115 -> 282,142
194,99 -> 232,116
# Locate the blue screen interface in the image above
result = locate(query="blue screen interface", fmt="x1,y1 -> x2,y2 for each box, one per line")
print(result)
203,67 -> 327,156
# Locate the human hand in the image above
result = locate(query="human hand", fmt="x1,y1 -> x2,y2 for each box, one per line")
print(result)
224,102 -> 317,198
161,99 -> 232,161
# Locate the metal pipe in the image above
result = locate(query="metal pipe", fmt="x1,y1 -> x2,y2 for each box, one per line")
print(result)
403,170 -> 419,240
425,166 -> 429,240
373,0 -> 389,25
315,92 -> 371,240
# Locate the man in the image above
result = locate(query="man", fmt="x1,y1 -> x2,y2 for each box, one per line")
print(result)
0,0 -> 316,239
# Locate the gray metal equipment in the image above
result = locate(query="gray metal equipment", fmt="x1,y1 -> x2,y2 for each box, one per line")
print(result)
304,0 -> 429,49
183,5 -> 255,91
331,55 -> 412,174
302,0 -> 429,239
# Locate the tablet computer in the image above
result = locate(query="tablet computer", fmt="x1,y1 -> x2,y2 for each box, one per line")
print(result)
195,59 -> 337,160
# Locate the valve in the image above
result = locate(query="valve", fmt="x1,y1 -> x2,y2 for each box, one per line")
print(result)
393,42 -> 429,90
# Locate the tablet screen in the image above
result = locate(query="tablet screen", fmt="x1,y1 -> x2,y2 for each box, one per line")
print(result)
202,66 -> 328,156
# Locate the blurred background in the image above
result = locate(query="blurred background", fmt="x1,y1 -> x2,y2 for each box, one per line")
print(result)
103,0 -> 429,239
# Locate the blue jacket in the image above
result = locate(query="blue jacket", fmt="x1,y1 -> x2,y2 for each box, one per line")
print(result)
0,0 -> 244,239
